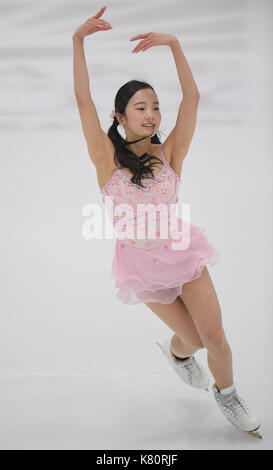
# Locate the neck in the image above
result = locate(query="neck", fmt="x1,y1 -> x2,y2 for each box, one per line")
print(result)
126,140 -> 154,157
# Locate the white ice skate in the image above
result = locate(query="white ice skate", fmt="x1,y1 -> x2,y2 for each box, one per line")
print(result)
156,339 -> 210,391
212,383 -> 262,439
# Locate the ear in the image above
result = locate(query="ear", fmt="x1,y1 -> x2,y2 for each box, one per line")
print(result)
116,112 -> 125,126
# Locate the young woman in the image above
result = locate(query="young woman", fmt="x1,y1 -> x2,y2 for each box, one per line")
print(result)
73,6 -> 262,440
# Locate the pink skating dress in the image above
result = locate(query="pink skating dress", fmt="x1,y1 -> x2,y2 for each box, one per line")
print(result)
100,143 -> 220,305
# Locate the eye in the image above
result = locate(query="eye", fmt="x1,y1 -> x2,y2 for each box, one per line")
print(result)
137,108 -> 160,111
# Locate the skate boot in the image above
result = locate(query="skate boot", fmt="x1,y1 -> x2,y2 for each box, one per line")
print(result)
156,339 -> 210,391
212,383 -> 262,439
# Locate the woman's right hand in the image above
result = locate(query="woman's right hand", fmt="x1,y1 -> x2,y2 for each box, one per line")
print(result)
73,6 -> 112,40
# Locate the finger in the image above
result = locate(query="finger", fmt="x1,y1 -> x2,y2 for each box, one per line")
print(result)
132,38 -> 147,49
142,42 -> 154,52
97,24 -> 112,29
129,34 -> 149,41
101,21 -> 112,27
132,38 -> 152,52
94,5 -> 107,18
141,40 -> 155,51
96,19 -> 112,27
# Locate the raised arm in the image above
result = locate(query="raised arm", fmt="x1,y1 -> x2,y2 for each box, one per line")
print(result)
73,7 -> 113,167
168,38 -> 200,166
129,32 -> 200,177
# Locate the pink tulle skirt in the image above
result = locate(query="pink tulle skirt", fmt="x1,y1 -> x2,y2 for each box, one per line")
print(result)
110,218 -> 220,305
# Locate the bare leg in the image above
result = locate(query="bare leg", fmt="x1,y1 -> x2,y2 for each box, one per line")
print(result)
170,333 -> 198,359
144,296 -> 205,358
179,266 -> 234,389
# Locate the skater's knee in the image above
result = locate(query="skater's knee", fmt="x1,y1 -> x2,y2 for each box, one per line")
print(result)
205,329 -> 227,353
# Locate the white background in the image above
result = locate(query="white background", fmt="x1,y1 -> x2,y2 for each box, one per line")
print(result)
0,0 -> 272,449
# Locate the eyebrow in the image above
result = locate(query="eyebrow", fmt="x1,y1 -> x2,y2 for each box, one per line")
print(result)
133,101 -> 159,105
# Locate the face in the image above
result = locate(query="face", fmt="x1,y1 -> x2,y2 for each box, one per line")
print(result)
117,88 -> 161,139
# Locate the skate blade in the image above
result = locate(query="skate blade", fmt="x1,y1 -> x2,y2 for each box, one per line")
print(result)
226,417 -> 262,440
245,427 -> 262,440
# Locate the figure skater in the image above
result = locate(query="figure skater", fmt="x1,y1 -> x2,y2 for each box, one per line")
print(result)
72,6 -> 262,439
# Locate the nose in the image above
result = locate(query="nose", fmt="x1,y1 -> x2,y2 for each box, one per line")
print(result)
145,114 -> 155,122
146,109 -> 154,118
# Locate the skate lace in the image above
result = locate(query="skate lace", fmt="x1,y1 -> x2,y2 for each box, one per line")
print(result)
220,389 -> 250,419
177,357 -> 202,383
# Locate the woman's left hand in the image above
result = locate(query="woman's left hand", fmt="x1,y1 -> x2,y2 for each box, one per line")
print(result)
129,32 -> 177,52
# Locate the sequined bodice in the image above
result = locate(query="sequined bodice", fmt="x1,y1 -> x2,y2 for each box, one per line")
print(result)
100,144 -> 182,250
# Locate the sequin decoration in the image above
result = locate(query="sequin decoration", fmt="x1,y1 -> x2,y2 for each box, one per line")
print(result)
117,162 -> 167,193
101,145 -> 181,250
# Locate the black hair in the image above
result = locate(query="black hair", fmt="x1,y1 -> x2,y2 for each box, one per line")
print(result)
107,80 -> 164,188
